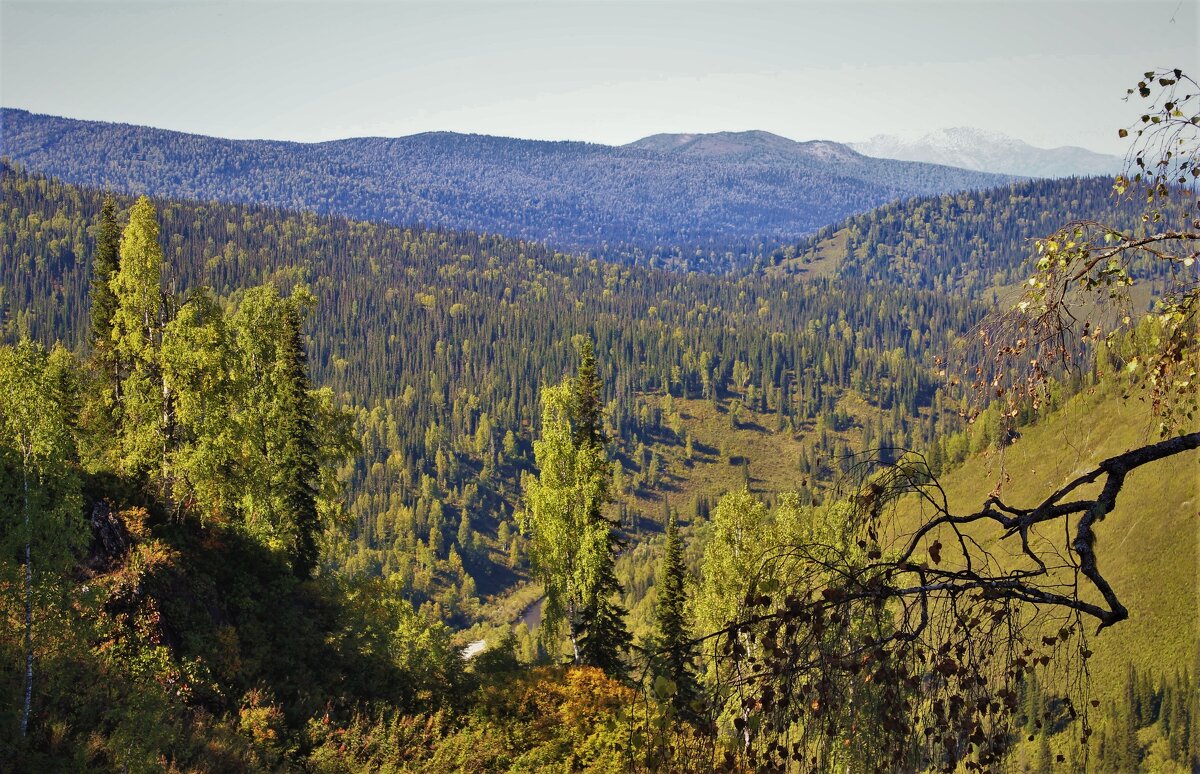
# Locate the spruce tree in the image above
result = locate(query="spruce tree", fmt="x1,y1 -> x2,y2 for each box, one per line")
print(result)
1189,670 -> 1198,770
1119,664 -> 1141,770
1034,729 -> 1052,774
89,196 -> 122,388
653,509 -> 698,716
275,301 -> 321,579
576,590 -> 630,674
572,337 -> 605,448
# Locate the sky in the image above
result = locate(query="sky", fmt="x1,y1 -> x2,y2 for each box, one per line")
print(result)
1,1 -> 1196,153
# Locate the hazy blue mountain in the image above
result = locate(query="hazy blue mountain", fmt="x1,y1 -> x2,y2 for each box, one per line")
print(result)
1,109 -> 1011,270
850,127 -> 1123,178
625,130 -> 896,176
624,130 -> 861,162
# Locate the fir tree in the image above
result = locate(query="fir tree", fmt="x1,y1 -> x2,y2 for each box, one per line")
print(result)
89,195 -> 122,390
653,510 -> 698,717
571,336 -> 606,448
569,337 -> 630,673
576,590 -> 630,675
276,301 -> 321,579
1117,664 -> 1141,771
1033,729 -> 1052,774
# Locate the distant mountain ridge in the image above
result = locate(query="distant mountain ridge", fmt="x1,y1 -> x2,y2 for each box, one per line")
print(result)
0,109 -> 1011,270
851,127 -> 1123,178
624,130 -> 861,163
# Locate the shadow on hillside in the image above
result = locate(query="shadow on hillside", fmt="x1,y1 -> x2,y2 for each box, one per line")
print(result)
86,490 -> 442,729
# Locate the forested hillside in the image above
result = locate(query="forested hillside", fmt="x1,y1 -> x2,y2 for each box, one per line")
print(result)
0,192 -> 668,771
0,110 -> 1011,271
763,175 -> 1150,295
4,0 -> 1199,764
5,163 -> 1002,621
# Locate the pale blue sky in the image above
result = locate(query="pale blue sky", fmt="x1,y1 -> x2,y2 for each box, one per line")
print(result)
2,1 -> 1196,152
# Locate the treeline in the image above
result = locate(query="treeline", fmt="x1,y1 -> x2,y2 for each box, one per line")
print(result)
0,108 -> 1010,271
1089,666 -> 1199,772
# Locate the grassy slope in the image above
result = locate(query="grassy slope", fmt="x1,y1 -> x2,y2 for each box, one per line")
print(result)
764,228 -> 848,280
627,396 -> 807,515
620,389 -> 893,522
758,192 -> 1195,689
648,381 -> 1200,691
898,384 -> 1198,696
610,383 -> 1197,689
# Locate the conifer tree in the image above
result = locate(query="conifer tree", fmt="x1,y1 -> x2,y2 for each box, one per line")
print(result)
275,301 -> 321,579
1034,730 -> 1052,774
571,338 -> 631,673
89,195 -> 122,390
653,509 -> 697,716
1118,665 -> 1141,770
572,337 -> 605,449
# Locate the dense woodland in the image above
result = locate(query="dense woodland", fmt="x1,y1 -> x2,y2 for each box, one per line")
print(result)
3,162 -> 1005,623
764,176 -> 1151,292
2,68 -> 1198,771
0,109 -> 1010,271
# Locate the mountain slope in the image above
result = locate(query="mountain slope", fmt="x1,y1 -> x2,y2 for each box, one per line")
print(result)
763,176 -> 1148,297
851,127 -> 1123,178
0,109 -> 1010,270
8,166 -> 1182,647
899,384 -> 1198,699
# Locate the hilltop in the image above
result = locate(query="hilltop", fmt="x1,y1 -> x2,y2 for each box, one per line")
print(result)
1,109 -> 1010,271
625,129 -> 860,163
